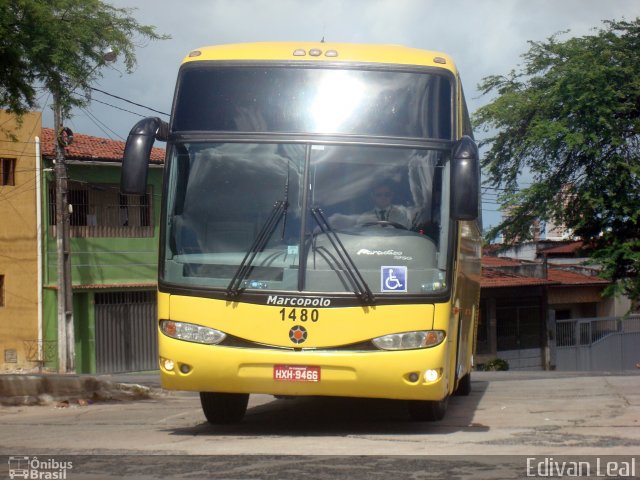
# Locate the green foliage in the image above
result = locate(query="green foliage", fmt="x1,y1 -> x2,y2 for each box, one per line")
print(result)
477,358 -> 509,371
0,0 -> 169,117
474,18 -> 640,305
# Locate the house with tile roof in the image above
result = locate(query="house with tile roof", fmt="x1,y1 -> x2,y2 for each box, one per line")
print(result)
40,127 -> 165,374
477,251 -> 616,371
1,112 -> 165,374
478,258 -> 556,370
492,239 -> 634,315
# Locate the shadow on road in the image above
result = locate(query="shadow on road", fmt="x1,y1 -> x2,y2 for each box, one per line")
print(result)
166,378 -> 490,437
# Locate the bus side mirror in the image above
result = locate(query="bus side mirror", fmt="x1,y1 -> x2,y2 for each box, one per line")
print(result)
120,117 -> 169,195
450,136 -> 479,221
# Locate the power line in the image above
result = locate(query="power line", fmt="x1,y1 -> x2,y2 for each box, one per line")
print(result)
90,87 -> 170,117
90,98 -> 148,119
79,107 -> 124,140
0,177 -> 39,203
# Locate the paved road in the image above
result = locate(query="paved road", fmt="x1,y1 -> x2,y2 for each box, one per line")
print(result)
0,371 -> 638,478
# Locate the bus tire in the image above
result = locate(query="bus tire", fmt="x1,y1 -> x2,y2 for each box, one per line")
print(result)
200,392 -> 249,424
407,396 -> 448,422
454,373 -> 471,396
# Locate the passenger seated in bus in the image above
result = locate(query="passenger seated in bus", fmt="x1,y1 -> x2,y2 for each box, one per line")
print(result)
357,179 -> 410,228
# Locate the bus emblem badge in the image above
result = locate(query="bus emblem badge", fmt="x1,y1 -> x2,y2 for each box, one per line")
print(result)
289,326 -> 307,344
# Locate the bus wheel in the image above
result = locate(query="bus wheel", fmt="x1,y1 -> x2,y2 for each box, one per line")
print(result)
200,392 -> 249,424
454,373 -> 471,396
407,397 -> 448,422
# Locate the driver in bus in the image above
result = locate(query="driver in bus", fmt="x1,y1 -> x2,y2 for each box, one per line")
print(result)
358,179 -> 410,228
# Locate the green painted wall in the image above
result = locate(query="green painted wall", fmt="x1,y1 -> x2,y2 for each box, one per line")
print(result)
42,161 -> 163,373
43,289 -> 97,373
43,163 -> 163,287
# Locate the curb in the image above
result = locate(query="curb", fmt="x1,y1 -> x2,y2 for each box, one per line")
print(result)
0,374 -> 154,406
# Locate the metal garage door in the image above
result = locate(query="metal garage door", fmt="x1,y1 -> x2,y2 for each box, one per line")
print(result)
95,291 -> 158,374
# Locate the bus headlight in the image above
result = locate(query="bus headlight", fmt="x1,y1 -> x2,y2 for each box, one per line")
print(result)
160,320 -> 227,345
372,330 -> 445,350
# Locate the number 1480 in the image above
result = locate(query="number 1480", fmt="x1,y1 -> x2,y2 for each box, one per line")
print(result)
279,308 -> 319,322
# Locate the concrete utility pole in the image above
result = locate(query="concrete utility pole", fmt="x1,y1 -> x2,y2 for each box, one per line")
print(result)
53,92 -> 75,373
51,50 -> 116,373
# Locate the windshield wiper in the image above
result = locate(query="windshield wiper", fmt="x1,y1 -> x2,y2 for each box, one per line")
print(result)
310,207 -> 375,304
226,200 -> 288,297
280,159 -> 290,240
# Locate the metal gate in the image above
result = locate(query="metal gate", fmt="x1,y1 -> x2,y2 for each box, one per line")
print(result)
95,291 -> 158,374
555,315 -> 640,371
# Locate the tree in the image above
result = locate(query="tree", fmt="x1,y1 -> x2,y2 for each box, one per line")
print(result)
474,18 -> 640,305
0,0 -> 169,117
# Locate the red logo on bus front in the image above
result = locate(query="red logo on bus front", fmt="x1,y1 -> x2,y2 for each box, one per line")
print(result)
289,325 -> 307,344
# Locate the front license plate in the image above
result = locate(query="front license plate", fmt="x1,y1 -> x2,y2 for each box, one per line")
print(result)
273,365 -> 321,382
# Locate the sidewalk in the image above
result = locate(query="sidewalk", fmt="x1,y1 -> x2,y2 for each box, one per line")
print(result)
0,371 -> 161,406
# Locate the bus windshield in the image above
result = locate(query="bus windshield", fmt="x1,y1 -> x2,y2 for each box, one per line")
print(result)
163,143 -> 451,296
173,66 -> 452,139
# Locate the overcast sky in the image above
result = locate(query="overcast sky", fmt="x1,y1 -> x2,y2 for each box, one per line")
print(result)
40,0 -> 640,229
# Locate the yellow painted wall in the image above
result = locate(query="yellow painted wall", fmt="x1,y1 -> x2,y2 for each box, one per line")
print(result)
0,111 -> 41,371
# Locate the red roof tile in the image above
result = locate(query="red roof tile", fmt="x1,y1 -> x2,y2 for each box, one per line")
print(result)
481,256 -> 523,267
481,264 -> 609,288
547,268 -> 609,286
543,241 -> 584,255
41,128 -> 165,164
481,268 -> 557,288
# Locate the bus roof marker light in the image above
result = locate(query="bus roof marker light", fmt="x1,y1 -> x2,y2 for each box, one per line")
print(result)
309,48 -> 322,57
293,49 -> 306,56
188,50 -> 202,58
433,56 -> 447,64
325,50 -> 338,57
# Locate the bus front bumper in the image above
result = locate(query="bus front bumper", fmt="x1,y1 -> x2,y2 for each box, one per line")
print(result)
158,336 -> 450,401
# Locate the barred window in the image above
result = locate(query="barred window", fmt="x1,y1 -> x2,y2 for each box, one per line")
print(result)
49,182 -> 153,237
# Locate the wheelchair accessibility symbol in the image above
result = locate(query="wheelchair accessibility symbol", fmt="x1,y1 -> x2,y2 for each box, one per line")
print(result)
381,266 -> 407,292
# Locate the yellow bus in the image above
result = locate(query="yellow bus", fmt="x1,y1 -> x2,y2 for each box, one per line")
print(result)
121,42 -> 481,423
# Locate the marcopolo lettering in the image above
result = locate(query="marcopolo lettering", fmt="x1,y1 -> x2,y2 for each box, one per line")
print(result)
267,295 -> 331,307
